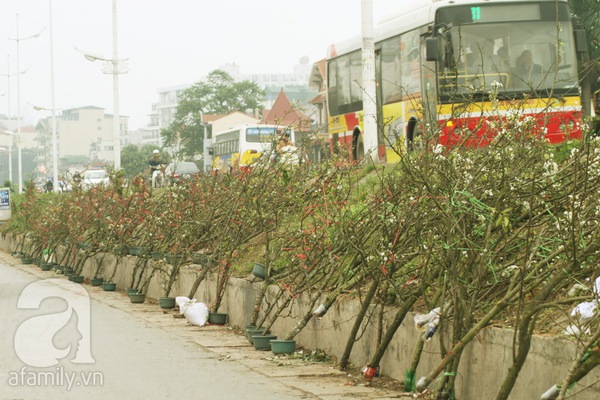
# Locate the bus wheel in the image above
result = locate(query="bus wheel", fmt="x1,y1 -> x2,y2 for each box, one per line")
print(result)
352,130 -> 365,162
406,117 -> 423,152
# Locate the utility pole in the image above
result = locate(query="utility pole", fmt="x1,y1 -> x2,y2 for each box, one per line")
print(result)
361,0 -> 378,162
49,0 -> 59,192
9,15 -> 44,192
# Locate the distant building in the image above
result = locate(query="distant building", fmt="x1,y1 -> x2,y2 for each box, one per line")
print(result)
220,59 -> 316,109
306,59 -> 330,163
308,59 -> 328,133
138,60 -> 319,156
34,106 -> 128,175
209,111 -> 260,135
156,83 -> 191,132
139,102 -> 161,147
121,129 -> 144,147
0,113 -> 21,133
261,89 -> 313,135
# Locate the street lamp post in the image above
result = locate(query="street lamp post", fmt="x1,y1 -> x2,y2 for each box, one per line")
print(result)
0,90 -> 11,184
77,0 -> 126,170
1,55 -> 29,186
111,0 -> 120,170
8,14 -> 45,192
49,0 -> 58,192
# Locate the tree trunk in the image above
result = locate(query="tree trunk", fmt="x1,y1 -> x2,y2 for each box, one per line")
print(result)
186,265 -> 210,299
404,336 -> 425,392
556,327 -> 600,400
339,277 -> 380,369
495,314 -> 536,400
416,298 -> 513,393
369,293 -> 419,369
250,280 -> 270,326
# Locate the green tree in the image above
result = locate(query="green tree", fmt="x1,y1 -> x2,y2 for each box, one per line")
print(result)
569,0 -> 600,115
569,0 -> 600,62
161,69 -> 265,157
121,144 -> 164,178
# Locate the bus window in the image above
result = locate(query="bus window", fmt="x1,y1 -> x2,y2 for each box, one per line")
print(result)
381,36 -> 402,104
337,55 -> 351,113
400,30 -> 422,97
349,51 -> 363,107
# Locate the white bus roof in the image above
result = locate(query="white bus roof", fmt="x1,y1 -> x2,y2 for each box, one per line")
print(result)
213,124 -> 291,138
327,0 -> 569,59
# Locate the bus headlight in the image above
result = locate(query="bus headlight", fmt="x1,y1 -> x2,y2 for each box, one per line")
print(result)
454,127 -> 473,136
560,120 -> 575,131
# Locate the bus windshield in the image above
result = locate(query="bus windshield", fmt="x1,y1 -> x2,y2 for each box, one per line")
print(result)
436,2 -> 579,100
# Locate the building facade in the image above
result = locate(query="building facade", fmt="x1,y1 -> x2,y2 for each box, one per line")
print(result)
156,84 -> 191,132
34,106 -> 128,175
147,60 -> 316,135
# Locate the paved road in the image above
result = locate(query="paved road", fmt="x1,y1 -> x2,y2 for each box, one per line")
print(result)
0,259 -> 313,400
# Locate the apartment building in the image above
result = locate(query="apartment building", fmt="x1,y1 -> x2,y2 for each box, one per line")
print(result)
151,60 -> 316,134
34,106 -> 128,173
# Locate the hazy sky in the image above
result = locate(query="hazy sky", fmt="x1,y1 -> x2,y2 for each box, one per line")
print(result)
0,1 -> 401,130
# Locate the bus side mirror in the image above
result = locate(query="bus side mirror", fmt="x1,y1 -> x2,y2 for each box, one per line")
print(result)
426,37 -> 442,61
574,29 -> 588,53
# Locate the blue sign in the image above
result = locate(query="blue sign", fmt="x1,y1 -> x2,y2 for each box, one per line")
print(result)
0,189 -> 9,211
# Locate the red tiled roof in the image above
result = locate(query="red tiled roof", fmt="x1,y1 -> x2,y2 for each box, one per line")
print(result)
260,90 -> 313,132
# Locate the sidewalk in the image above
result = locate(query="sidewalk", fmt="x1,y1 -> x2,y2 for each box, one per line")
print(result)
4,252 -> 409,400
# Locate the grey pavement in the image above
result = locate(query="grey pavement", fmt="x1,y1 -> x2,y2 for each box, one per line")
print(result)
0,251 -> 406,400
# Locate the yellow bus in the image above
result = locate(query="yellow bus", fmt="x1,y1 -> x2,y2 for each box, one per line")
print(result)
326,0 -> 585,162
211,124 -> 294,172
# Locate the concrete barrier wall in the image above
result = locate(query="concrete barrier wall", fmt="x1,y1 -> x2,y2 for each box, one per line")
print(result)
3,234 -> 598,399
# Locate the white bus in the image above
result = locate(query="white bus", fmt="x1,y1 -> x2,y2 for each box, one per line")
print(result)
211,124 -> 295,172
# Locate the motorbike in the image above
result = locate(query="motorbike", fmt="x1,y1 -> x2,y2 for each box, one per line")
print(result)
151,164 -> 166,188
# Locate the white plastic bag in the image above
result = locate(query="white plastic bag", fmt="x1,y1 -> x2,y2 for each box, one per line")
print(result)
570,300 -> 598,322
414,307 -> 441,330
176,296 -> 191,313
565,324 -> 591,336
566,298 -> 598,336
183,300 -> 209,327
